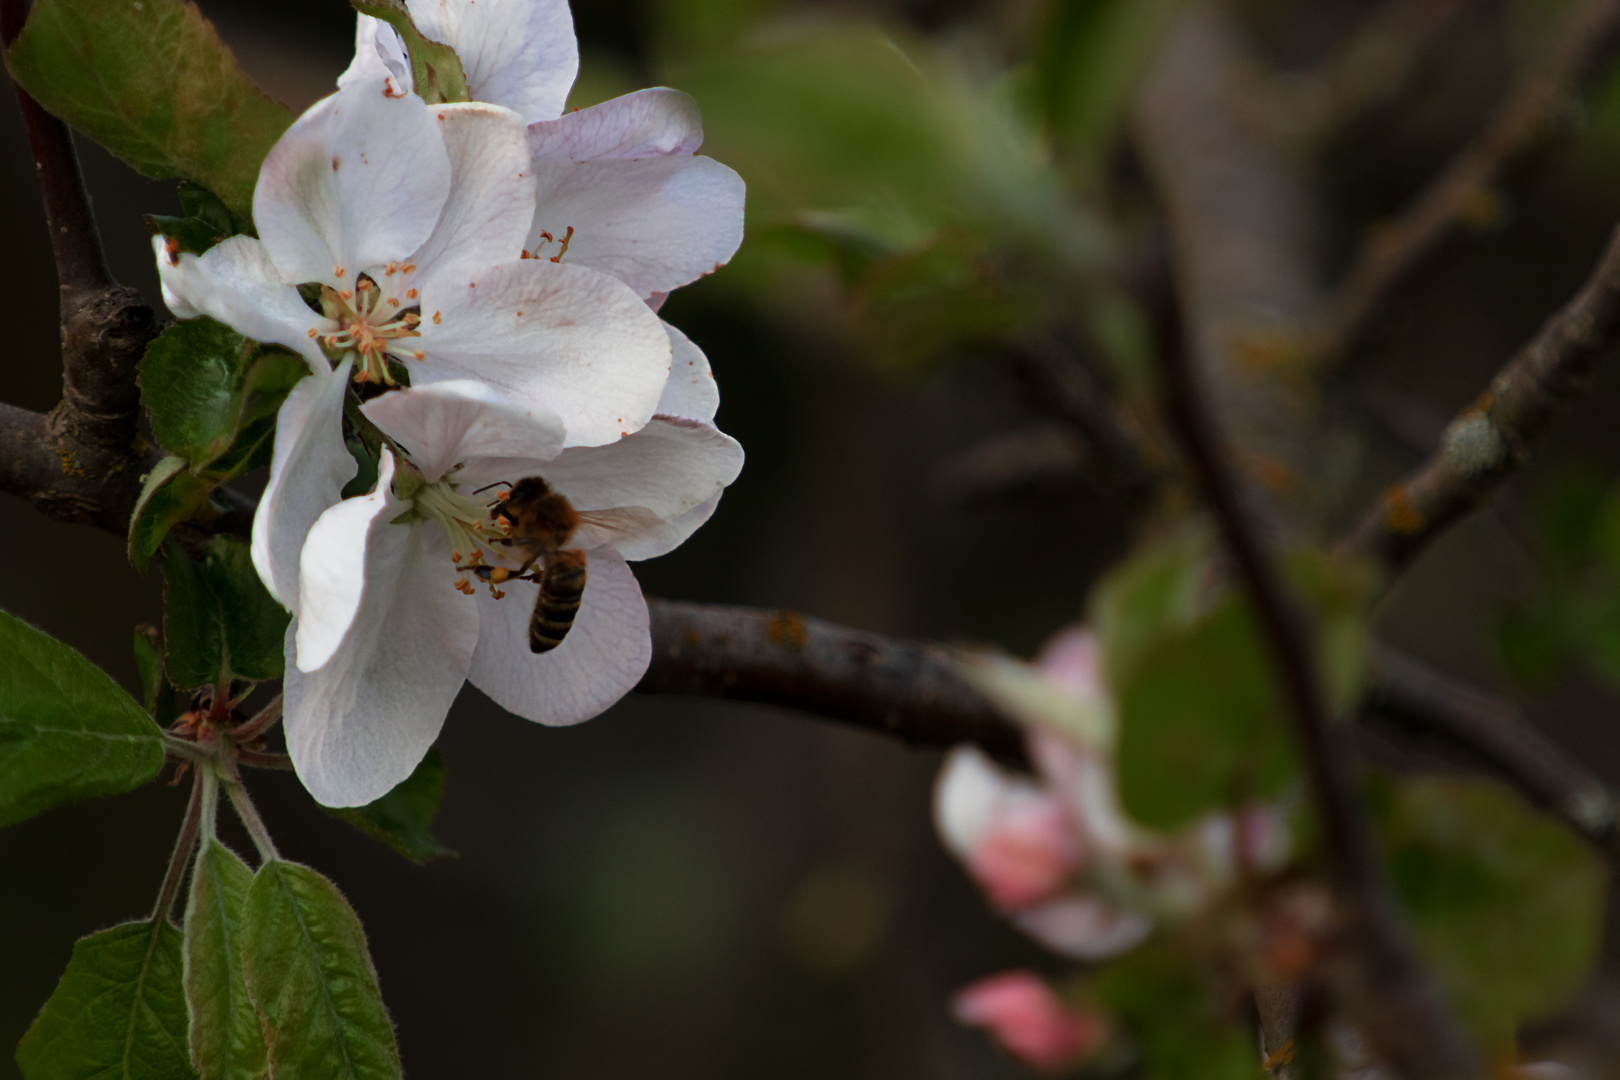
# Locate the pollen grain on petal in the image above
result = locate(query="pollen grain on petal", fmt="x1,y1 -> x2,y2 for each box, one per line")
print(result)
432,311 -> 442,324
334,266 -> 346,278
405,288 -> 418,299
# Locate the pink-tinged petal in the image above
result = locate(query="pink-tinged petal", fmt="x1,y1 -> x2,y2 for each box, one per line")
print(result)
337,14 -> 413,99
251,360 -> 357,613
656,323 -> 719,422
153,236 -> 328,370
1034,625 -> 1105,701
526,88 -> 703,161
412,259 -> 671,448
953,971 -> 1107,1074
1028,729 -> 1134,857
467,547 -> 649,726
969,799 -> 1084,912
283,522 -> 477,807
527,154 -> 745,298
408,103 -> 535,299
254,80 -> 450,285
1013,896 -> 1153,961
935,745 -> 1040,858
408,0 -> 576,124
361,381 -> 566,484
646,291 -> 669,313
535,416 -> 741,525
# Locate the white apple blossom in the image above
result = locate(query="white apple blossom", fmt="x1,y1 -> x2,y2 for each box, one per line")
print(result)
153,71 -> 679,609
342,0 -> 746,303
272,376 -> 743,807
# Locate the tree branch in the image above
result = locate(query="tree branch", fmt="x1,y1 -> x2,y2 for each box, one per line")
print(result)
1343,216 -> 1620,574
1159,277 -> 1483,1079
1320,0 -> 1620,366
636,599 -> 1024,759
1363,648 -> 1620,862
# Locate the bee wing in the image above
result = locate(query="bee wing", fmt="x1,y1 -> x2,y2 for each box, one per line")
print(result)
570,506 -> 662,550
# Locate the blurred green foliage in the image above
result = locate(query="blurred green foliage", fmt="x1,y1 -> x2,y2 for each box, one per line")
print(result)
1374,774 -> 1606,1053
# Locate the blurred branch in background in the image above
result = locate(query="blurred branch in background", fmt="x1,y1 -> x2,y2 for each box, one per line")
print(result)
1345,218 -> 1620,575
1365,648 -> 1620,862
1320,0 -> 1620,368
1158,247 -> 1483,1080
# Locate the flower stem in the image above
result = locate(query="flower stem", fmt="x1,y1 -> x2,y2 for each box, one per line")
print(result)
224,779 -> 280,865
151,771 -> 205,925
161,733 -> 212,763
230,693 -> 283,743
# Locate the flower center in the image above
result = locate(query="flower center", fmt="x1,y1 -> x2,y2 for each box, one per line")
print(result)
412,477 -> 494,569
309,265 -> 424,385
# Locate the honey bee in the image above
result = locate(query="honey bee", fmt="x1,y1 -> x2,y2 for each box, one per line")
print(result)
463,477 -> 655,654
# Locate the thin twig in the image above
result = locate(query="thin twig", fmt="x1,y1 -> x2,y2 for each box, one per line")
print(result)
1362,648 -> 1620,861
1307,0 -> 1486,133
637,600 -> 1025,759
1159,285 -> 1482,1079
151,770 -> 204,925
1320,0 -> 1620,366
1343,217 -> 1620,574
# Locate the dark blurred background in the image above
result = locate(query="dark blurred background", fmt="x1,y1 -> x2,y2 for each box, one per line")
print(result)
8,0 -> 1620,1075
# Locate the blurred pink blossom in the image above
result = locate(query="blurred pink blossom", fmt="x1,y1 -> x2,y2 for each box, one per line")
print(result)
953,970 -> 1107,1073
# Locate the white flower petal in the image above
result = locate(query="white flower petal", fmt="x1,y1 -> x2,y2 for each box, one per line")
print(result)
612,492 -> 721,562
526,88 -> 704,161
283,523 -> 478,807
408,0 -> 576,124
153,236 -> 328,370
361,380 -> 565,483
539,416 -> 742,525
254,80 -> 451,285
935,745 -> 1035,859
527,154 -> 745,298
295,448 -> 406,672
337,14 -> 413,99
412,259 -> 671,448
251,360 -> 357,613
467,546 -> 649,726
408,102 -> 535,299
655,322 -> 719,422
1012,896 -> 1153,961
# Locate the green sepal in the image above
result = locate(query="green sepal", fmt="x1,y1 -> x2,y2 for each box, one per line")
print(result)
329,750 -> 451,863
184,841 -> 269,1080
15,920 -> 197,1080
351,0 -> 469,105
4,0 -> 292,218
0,609 -> 166,829
162,536 -> 289,690
241,860 -> 403,1080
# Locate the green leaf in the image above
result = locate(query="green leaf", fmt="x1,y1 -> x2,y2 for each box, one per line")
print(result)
329,750 -> 450,863
146,183 -> 251,259
4,0 -> 292,218
351,0 -> 469,105
1087,940 -> 1260,1080
16,920 -> 197,1080
0,609 -> 165,828
133,627 -> 164,714
163,536 -> 289,690
1375,775 -> 1606,1053
1090,530 -> 1207,691
140,318 -> 306,470
1113,591 -> 1296,829
241,861 -> 403,1080
184,841 -> 268,1080
128,459 -> 217,571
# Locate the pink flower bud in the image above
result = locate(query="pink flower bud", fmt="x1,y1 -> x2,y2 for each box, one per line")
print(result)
953,970 -> 1106,1073
968,797 -> 1084,910
1034,626 -> 1105,701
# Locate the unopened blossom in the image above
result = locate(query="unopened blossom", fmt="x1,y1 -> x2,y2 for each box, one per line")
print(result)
952,971 -> 1107,1074
273,376 -> 742,807
935,625 -> 1291,960
343,0 -> 746,304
